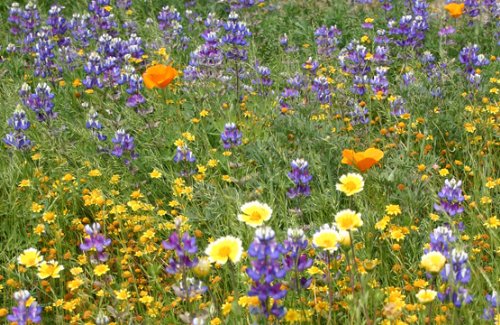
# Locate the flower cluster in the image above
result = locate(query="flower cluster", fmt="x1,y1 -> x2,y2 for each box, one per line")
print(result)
287,159 -> 312,199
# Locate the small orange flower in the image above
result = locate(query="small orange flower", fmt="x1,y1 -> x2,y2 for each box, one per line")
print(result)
341,148 -> 384,172
444,3 -> 465,18
142,64 -> 178,89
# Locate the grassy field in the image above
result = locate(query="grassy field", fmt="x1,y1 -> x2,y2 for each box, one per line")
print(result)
0,0 -> 498,324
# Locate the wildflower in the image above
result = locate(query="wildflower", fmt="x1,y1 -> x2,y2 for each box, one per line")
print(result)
205,236 -> 243,264
386,205 -> 401,216
162,231 -> 198,274
237,201 -> 273,227
142,64 -> 177,89
93,264 -> 110,276
220,123 -> 242,149
484,216 -> 500,229
3,108 -> 32,150
37,261 -> 64,279
434,179 -> 465,217
444,3 -> 465,18
193,257 -> 211,277
114,289 -> 130,300
341,148 -> 384,172
336,173 -> 364,196
287,159 -> 312,199
18,248 -> 43,268
80,223 -> 111,262
312,224 -> 340,252
483,291 -> 497,320
420,251 -> 446,273
335,209 -> 363,231
283,229 -> 313,290
416,289 -> 437,304
7,290 -> 42,324
149,169 -> 162,179
247,227 -> 287,319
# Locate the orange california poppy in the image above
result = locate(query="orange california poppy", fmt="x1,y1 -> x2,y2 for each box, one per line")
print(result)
444,3 -> 465,18
341,148 -> 384,172
142,64 -> 178,89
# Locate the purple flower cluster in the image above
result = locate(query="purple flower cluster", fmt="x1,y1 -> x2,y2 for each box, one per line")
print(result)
389,96 -> 408,117
222,12 -> 252,62
278,74 -> 305,114
162,231 -> 198,274
157,6 -> 183,46
221,123 -> 243,149
314,25 -> 342,57
88,0 -> 117,35
8,2 -> 41,52
7,290 -> 42,325
311,76 -> 331,105
111,129 -> 138,162
438,249 -> 473,307
86,111 -> 107,141
185,28 -> 224,82
19,83 -> 57,122
174,145 -> 196,177
3,108 -> 32,150
388,0 -> 429,49
80,223 -> 112,262
287,159 -> 312,199
339,40 -> 370,95
458,44 -> 489,86
283,229 -> 313,289
428,226 -> 456,257
247,227 -> 288,319
483,291 -> 497,320
434,178 -> 465,217
252,63 -> 273,90
349,102 -> 370,125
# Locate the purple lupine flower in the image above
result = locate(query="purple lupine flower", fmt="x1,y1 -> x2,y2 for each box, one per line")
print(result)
222,12 -> 252,61
247,227 -> 288,319
88,0 -> 118,35
302,57 -> 319,75
68,13 -> 94,47
80,223 -> 111,262
427,226 -> 455,257
83,52 -> 104,89
483,291 -> 497,320
125,74 -> 145,108
374,29 -> 390,44
349,102 -> 370,125
390,96 -> 408,117
8,3 -> 23,36
371,67 -> 390,96
173,145 -> 196,163
287,159 -> 312,199
465,0 -> 480,18
402,71 -> 415,86
116,0 -> 132,10
380,0 -> 393,11
33,28 -> 61,78
252,63 -> 273,89
388,1 -> 429,50
315,25 -> 342,57
86,111 -> 107,141
221,123 -> 243,149
184,29 -> 224,82
46,5 -> 67,38
434,178 -> 465,217
157,6 -> 183,46
4,108 -> 32,150
279,33 -> 298,53
228,0 -> 256,11
441,249 -> 471,285
20,83 -> 57,122
283,229 -> 313,289
162,231 -> 199,274
311,76 -> 331,105
111,129 -> 138,161
458,44 -> 489,85
172,277 -> 207,299
7,290 -> 42,325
